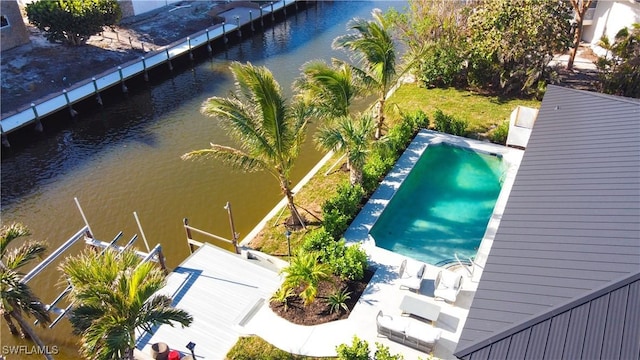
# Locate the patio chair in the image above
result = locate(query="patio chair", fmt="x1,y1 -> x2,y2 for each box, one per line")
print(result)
398,259 -> 426,292
434,270 -> 463,303
376,310 -> 441,353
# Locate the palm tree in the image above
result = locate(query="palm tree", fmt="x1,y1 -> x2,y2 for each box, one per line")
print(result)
182,62 -> 309,228
0,223 -> 53,360
333,8 -> 397,139
281,252 -> 331,306
61,248 -> 193,360
314,114 -> 374,186
294,59 -> 362,120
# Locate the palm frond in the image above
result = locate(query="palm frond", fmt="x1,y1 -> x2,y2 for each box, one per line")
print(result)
182,144 -> 267,173
1,223 -> 31,258
3,241 -> 47,271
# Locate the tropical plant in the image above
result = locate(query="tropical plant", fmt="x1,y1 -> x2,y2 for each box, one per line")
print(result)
315,114 -> 375,186
0,223 -> 52,360
333,9 -> 397,139
182,62 -> 310,228
270,286 -> 294,312
26,0 -> 121,46
295,59 -> 363,119
61,248 -> 193,360
280,252 -> 331,306
596,24 -> 640,98
327,287 -> 351,314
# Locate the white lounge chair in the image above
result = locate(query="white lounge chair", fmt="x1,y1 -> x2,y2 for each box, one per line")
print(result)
434,270 -> 463,303
398,259 -> 426,292
376,310 -> 441,353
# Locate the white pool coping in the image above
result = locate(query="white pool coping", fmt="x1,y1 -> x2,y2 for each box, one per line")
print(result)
345,130 -> 524,279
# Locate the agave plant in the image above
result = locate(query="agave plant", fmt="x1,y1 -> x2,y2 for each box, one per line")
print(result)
327,287 -> 351,314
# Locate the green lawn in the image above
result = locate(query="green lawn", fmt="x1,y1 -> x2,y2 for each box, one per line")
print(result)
226,336 -> 334,360
386,84 -> 541,136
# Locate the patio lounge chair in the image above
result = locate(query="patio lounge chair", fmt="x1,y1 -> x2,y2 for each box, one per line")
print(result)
376,310 -> 441,353
434,270 -> 463,303
398,259 -> 426,292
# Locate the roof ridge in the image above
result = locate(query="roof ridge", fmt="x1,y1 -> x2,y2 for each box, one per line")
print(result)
455,271 -> 640,358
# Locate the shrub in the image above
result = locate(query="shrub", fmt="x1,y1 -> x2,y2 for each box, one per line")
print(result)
433,109 -> 468,136
336,336 -> 370,360
305,237 -> 368,281
322,209 -> 350,240
362,147 -> 395,194
336,336 -> 404,360
331,242 -> 368,281
300,228 -> 334,255
417,43 -> 465,88
322,182 -> 364,239
489,120 -> 509,145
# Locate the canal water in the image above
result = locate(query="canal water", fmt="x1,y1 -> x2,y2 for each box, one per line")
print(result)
0,1 -> 404,358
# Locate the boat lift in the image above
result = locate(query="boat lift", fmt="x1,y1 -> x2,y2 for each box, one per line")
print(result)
20,197 -> 168,328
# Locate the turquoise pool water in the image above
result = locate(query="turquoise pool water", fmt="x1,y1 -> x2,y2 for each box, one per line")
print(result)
369,143 -> 506,265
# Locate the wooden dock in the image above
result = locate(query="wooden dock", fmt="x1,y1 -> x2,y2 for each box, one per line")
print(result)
0,0 -> 303,143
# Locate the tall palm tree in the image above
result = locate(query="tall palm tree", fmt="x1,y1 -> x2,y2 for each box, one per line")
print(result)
281,252 -> 331,306
0,223 -> 53,360
333,8 -> 397,139
182,61 -> 309,228
294,59 -> 362,120
61,248 -> 193,360
315,114 -> 374,186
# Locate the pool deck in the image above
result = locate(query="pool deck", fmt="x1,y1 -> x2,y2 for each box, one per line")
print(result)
138,131 -> 524,359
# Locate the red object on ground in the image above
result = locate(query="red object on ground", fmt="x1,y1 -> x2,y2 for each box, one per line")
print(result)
168,350 -> 181,360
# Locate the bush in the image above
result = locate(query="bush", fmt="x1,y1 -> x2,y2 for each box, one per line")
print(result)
26,0 -> 121,46
300,228 -> 334,255
329,241 -> 368,281
327,287 -> 351,314
489,120 -> 509,145
336,336 -> 404,360
433,109 -> 468,136
322,182 -> 364,239
417,43 -> 465,88
336,336 -> 370,360
304,236 -> 367,281
362,147 -> 395,194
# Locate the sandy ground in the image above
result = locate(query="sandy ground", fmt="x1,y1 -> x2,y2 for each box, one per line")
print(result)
1,1 -> 224,115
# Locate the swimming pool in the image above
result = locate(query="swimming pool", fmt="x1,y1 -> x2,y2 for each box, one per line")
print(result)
369,143 -> 506,265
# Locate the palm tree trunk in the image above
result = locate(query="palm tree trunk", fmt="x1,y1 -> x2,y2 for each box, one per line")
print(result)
3,312 -> 20,335
280,179 -> 306,229
375,98 -> 386,140
127,330 -> 136,360
11,310 -> 54,360
350,166 -> 363,186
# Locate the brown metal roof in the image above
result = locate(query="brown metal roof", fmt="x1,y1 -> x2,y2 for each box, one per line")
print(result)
455,86 -> 640,359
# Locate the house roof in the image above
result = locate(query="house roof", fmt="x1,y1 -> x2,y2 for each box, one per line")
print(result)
455,86 -> 640,359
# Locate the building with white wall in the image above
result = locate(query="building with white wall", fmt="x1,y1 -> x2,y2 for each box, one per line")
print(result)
580,0 -> 640,56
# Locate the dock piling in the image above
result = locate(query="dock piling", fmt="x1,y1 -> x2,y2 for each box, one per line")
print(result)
142,56 -> 149,81
205,29 -> 213,54
62,89 -> 78,118
222,22 -> 228,43
1,125 -> 10,148
271,2 -> 275,21
166,49 -> 174,71
260,6 -> 264,27
117,66 -> 128,93
188,37 -> 194,61
92,77 -> 103,106
31,103 -> 43,132
249,11 -> 254,31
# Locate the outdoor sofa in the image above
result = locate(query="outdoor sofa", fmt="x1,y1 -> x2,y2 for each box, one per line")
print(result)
376,310 -> 441,353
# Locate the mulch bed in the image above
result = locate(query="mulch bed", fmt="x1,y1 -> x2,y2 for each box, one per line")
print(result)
270,270 -> 375,326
